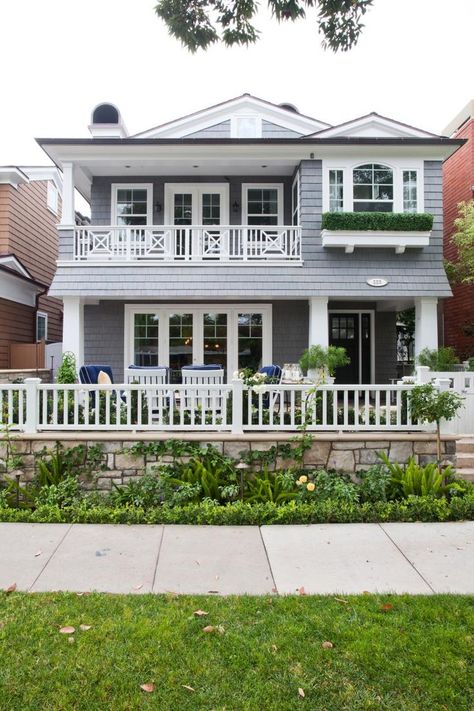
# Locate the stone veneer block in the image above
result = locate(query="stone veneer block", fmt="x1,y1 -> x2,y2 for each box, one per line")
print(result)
304,441 -> 331,466
114,453 -> 145,470
388,441 -> 414,463
327,449 -> 355,472
332,441 -> 366,450
359,448 -> 386,465
223,441 -> 249,459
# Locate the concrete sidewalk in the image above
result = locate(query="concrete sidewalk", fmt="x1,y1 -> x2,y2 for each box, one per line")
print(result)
0,522 -> 473,595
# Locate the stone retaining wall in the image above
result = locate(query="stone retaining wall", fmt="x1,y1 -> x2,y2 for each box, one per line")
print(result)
0,369 -> 51,384
0,434 -> 457,491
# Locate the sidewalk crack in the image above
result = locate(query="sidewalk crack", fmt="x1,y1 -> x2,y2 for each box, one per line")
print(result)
151,525 -> 165,592
259,527 -> 278,595
378,523 -> 435,594
28,523 -> 73,592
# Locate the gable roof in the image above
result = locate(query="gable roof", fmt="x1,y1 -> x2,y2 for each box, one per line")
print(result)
132,93 -> 331,139
308,112 -> 441,139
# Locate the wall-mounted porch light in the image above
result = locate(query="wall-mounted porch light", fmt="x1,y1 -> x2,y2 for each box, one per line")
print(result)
232,201 -> 240,213
155,202 -> 162,213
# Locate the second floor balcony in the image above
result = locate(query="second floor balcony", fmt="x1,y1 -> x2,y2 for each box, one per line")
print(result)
73,224 -> 302,263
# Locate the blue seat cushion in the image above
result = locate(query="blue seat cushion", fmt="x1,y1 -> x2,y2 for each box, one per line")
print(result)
181,364 -> 222,370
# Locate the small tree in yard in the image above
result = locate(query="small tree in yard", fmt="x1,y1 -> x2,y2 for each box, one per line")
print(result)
409,384 -> 464,468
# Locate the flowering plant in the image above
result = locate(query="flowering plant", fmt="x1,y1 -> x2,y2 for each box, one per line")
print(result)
233,368 -> 269,392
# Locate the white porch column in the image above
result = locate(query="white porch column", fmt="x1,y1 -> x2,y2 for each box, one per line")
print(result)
308,297 -> 329,348
414,297 -> 438,357
60,162 -> 75,226
62,297 -> 84,369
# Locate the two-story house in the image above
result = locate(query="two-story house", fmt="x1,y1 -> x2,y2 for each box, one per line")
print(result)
38,95 -> 462,384
0,166 -> 63,370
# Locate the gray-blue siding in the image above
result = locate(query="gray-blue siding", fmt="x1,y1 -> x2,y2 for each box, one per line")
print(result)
83,300 -> 396,383
51,160 -> 451,300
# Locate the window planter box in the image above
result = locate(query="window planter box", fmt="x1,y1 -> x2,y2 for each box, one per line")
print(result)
321,229 -> 431,254
321,212 -> 432,253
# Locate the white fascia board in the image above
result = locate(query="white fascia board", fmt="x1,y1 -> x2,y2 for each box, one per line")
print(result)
0,167 -> 29,188
311,115 -> 438,139
22,166 -> 63,194
0,255 -> 31,278
321,229 -> 431,254
0,270 -> 44,307
134,96 -> 330,138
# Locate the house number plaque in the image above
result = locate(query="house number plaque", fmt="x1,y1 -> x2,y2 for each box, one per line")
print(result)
366,278 -> 388,287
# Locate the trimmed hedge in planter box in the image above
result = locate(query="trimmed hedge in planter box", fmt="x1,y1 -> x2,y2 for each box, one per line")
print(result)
321,212 -> 433,232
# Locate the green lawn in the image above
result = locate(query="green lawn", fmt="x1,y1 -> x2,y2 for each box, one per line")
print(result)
0,593 -> 472,711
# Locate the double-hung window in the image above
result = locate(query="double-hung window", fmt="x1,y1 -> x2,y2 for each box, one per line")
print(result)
353,164 -> 393,212
112,184 -> 153,225
36,312 -> 48,342
243,185 -> 283,226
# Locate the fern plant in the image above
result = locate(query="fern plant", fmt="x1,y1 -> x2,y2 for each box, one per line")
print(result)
244,468 -> 298,504
378,452 -> 463,498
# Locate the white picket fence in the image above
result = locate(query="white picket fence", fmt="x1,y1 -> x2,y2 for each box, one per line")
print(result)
0,378 -> 434,434
415,366 -> 474,435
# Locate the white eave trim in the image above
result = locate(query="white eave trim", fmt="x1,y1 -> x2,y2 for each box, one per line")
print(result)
0,269 -> 44,307
321,229 -> 431,254
310,115 -> 438,139
133,96 -> 330,138
0,167 -> 29,188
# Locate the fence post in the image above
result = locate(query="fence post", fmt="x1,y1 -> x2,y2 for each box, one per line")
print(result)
24,378 -> 41,434
435,378 -> 451,392
231,378 -> 244,434
415,365 -> 431,384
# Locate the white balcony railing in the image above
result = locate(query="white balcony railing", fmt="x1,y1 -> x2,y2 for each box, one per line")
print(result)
73,225 -> 302,263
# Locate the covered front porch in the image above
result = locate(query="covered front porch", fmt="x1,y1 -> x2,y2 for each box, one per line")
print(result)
62,296 -> 439,385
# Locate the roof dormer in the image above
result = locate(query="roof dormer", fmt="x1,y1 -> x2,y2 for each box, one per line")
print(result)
89,103 -> 129,138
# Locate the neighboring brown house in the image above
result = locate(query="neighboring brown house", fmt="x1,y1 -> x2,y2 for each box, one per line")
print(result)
442,101 -> 474,359
0,166 -> 63,369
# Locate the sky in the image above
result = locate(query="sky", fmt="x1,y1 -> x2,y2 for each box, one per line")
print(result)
0,0 -> 472,214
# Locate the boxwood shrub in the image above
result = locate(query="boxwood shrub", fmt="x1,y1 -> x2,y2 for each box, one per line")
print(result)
321,212 -> 433,232
0,494 -> 472,525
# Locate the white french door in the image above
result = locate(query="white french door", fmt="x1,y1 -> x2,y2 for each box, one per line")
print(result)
164,184 -> 229,225
125,304 -> 272,382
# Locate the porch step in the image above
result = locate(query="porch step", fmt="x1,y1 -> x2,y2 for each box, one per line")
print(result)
456,438 -> 474,454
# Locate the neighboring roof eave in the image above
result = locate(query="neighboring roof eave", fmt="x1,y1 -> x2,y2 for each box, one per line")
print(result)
0,263 -> 48,291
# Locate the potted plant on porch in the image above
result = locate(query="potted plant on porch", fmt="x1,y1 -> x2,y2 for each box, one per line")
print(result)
299,345 -> 350,384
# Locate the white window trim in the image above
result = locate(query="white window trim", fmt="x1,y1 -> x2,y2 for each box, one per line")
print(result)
124,303 -> 272,377
36,311 -> 48,342
47,181 -> 59,216
111,183 -> 153,225
230,115 -> 262,138
291,172 -> 299,226
241,183 -> 284,225
322,160 -> 424,213
164,183 -> 230,224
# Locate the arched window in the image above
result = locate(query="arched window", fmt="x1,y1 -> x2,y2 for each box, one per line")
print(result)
353,163 -> 393,212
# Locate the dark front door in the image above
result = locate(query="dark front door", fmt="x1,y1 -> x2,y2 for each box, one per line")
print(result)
329,314 -> 359,384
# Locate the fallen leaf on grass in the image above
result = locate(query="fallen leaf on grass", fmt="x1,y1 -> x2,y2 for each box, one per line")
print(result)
79,624 -> 92,631
4,583 -> 16,594
182,685 -> 195,692
270,644 -> 278,654
334,597 -> 349,604
68,637 -> 75,644
34,550 -> 42,557
59,626 -> 76,634
76,592 -> 91,597
322,641 -> 334,649
298,687 -> 305,698
193,610 -> 208,617
380,603 -> 393,612
202,625 -> 225,635
140,683 -> 156,693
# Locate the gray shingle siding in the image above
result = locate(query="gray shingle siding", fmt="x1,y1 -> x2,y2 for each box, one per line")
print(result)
374,312 -> 397,382
184,120 -> 231,138
84,302 -> 124,381
53,159 -> 451,300
262,121 -> 303,138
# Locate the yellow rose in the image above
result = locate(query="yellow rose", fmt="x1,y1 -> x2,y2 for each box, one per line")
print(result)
298,475 -> 308,484
306,482 -> 315,492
